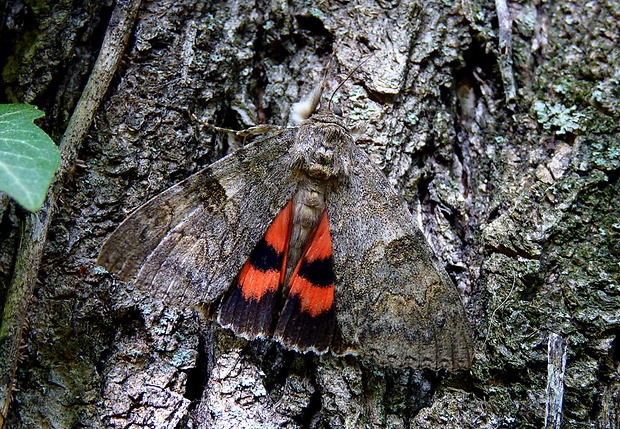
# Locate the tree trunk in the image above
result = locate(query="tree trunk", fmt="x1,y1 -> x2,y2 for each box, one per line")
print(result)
1,0 -> 619,427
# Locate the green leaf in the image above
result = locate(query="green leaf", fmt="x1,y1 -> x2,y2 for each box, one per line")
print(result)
0,104 -> 61,212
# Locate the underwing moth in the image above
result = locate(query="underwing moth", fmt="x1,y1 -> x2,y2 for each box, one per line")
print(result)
98,70 -> 474,371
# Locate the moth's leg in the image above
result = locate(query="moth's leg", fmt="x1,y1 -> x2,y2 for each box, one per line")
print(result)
217,124 -> 284,146
204,123 -> 283,137
192,114 -> 283,145
235,124 -> 283,137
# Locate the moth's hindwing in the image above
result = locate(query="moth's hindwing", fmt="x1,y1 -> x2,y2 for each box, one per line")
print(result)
217,200 -> 293,338
218,202 -> 339,353
328,145 -> 474,370
274,207 -> 337,353
98,129 -> 298,305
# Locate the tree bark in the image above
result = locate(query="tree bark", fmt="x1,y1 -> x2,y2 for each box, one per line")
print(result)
1,0 -> 619,427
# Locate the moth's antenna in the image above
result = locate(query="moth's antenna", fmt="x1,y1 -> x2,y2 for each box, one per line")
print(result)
328,54 -> 374,110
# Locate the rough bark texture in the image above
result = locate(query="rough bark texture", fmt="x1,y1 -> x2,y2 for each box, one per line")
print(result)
1,0 -> 618,427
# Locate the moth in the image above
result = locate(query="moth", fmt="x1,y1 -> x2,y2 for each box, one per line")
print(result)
98,70 -> 473,371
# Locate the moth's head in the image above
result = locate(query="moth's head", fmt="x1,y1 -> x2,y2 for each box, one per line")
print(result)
290,81 -> 353,182
289,58 -> 372,180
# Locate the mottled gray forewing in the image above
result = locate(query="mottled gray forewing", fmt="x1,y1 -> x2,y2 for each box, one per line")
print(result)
328,145 -> 473,370
98,129 -> 298,305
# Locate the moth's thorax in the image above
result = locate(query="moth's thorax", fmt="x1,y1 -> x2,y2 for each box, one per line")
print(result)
291,111 -> 354,181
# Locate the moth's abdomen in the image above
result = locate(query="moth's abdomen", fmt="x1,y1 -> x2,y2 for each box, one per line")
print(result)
285,180 -> 327,288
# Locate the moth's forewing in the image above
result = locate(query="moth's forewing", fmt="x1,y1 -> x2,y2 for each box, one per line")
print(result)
98,172 -> 226,281
98,129 -> 299,305
328,144 -> 473,370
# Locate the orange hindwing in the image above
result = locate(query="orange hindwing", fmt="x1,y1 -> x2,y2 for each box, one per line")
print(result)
217,200 -> 292,338
274,208 -> 337,352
